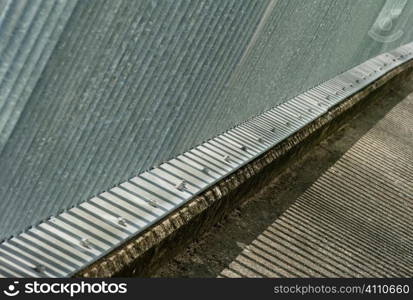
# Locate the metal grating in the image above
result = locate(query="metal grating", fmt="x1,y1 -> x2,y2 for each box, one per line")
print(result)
220,94 -> 413,278
0,43 -> 412,278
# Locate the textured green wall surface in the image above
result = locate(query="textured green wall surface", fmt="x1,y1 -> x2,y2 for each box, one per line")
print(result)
0,0 -> 77,152
0,0 -> 412,240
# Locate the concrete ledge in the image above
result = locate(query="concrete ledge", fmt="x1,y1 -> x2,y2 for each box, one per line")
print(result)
75,60 -> 413,277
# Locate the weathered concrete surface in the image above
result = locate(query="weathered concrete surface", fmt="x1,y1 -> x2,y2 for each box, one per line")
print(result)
154,70 -> 413,278
77,59 -> 413,277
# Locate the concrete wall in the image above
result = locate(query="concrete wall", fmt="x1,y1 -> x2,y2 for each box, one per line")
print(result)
1,0 -> 412,240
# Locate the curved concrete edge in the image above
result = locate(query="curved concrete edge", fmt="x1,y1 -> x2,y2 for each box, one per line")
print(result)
76,59 -> 413,278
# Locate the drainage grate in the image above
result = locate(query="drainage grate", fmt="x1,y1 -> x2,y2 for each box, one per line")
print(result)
0,43 -> 412,278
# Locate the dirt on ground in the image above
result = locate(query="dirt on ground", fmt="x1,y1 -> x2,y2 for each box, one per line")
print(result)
152,82 -> 412,278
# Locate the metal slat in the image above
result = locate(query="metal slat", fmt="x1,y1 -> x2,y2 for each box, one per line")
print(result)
0,249 -> 40,277
7,238 -> 74,273
176,154 -> 223,177
1,43 -> 412,277
112,185 -> 167,215
25,229 -> 92,264
136,173 -> 189,203
89,197 -> 148,227
0,242 -> 67,277
69,206 -> 133,238
18,233 -> 84,268
169,157 -> 216,182
79,202 -> 138,232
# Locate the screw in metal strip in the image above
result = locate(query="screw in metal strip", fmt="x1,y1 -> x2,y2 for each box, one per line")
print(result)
33,265 -> 46,274
175,180 -> 187,192
147,200 -> 158,208
80,238 -> 92,249
240,145 -> 248,151
224,155 -> 232,163
117,217 -> 127,227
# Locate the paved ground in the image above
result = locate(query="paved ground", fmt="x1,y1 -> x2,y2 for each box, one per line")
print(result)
153,77 -> 413,277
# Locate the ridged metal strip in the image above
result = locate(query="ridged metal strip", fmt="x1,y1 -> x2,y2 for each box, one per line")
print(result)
1,43 -> 412,278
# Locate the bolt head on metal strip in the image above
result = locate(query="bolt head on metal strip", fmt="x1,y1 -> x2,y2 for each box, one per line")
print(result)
34,265 -> 46,274
80,238 -> 92,249
148,200 -> 158,207
117,217 -> 127,227
176,180 -> 187,191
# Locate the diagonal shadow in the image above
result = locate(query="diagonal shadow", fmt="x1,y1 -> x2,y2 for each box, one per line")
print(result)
153,68 -> 413,278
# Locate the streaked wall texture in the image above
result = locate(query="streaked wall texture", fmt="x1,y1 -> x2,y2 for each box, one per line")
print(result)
0,0 -> 412,240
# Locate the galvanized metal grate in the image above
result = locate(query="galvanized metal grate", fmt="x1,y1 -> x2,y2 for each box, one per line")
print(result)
0,43 -> 412,278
